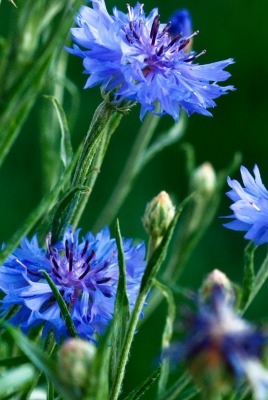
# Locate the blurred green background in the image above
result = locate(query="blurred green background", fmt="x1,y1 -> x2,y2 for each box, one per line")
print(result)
1,0 -> 268,396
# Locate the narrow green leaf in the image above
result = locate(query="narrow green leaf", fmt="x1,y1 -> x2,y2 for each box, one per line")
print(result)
0,364 -> 34,398
123,367 -> 161,400
40,270 -> 78,338
43,95 -> 73,169
110,220 -> 130,384
109,202 -> 183,400
6,325 -> 80,400
159,373 -> 191,400
153,279 -> 176,396
240,241 -> 256,311
48,378 -> 55,400
243,250 -> 268,313
51,185 -> 89,243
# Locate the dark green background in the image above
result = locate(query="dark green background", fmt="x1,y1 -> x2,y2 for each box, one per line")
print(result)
1,0 -> 268,395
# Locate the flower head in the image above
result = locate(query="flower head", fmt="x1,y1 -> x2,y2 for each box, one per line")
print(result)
223,165 -> 268,245
0,226 -> 146,342
177,282 -> 268,399
66,0 -> 235,121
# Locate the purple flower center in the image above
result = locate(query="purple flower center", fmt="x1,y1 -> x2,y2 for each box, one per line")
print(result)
45,233 -> 112,291
125,4 -> 205,75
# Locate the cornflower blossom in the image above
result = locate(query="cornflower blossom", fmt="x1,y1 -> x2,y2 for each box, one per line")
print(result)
66,0 -> 235,121
0,226 -> 146,342
223,165 -> 268,245
178,284 -> 268,399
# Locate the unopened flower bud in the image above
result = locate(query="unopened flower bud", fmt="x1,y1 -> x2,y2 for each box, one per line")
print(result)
143,191 -> 175,239
58,339 -> 96,389
168,9 -> 192,39
190,162 -> 216,196
200,269 -> 235,304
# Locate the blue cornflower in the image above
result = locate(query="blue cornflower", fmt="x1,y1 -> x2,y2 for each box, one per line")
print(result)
223,165 -> 268,245
178,283 -> 268,399
66,0 -> 235,121
0,226 -> 146,342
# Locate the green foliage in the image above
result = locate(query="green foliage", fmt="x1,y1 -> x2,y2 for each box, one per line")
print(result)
0,1 -> 268,400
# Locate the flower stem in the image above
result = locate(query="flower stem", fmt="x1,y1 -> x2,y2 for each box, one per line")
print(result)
72,100 -> 115,187
109,209 -> 180,400
71,111 -> 123,229
109,292 -> 146,400
52,100 -> 121,242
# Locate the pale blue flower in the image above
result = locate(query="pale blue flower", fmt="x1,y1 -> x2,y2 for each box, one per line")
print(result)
0,226 -> 146,342
223,165 -> 268,245
66,0 -> 235,121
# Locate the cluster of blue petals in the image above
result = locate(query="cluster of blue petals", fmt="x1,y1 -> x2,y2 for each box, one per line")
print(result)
180,285 -> 268,399
66,0 -> 235,121
223,165 -> 268,245
0,226 -> 146,342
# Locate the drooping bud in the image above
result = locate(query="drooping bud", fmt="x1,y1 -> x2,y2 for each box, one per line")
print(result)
168,9 -> 192,38
58,338 -> 96,390
199,269 -> 235,304
143,191 -> 175,239
190,162 -> 216,196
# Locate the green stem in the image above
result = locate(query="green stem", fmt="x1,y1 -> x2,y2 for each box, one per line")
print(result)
243,250 -> 268,313
109,292 -> 146,400
71,100 -> 115,187
71,111 -> 123,230
52,100 -> 120,242
109,209 -> 180,400
93,112 -> 160,231
153,279 -> 175,397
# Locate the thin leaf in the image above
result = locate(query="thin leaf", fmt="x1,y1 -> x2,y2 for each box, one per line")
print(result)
159,373 -> 192,400
110,220 -> 130,384
40,270 -> 78,338
43,95 -> 73,169
6,325 -> 80,400
243,250 -> 268,313
240,241 -> 256,311
123,367 -> 161,400
153,279 -> 176,396
109,203 -> 183,400
0,364 -> 34,398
